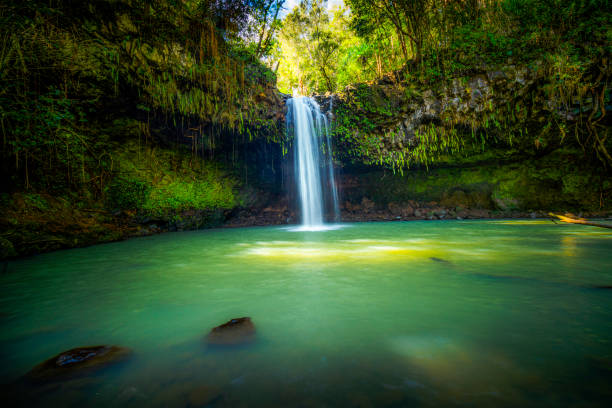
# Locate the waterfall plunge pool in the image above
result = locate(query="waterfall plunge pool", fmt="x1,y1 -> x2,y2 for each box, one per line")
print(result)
1,220 -> 611,407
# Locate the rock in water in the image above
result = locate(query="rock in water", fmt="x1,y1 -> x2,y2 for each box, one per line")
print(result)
207,317 -> 256,346
25,345 -> 131,381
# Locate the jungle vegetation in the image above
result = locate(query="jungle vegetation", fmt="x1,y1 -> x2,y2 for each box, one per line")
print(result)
276,0 -> 611,170
2,0 -> 610,192
277,1 -> 610,96
0,0 -> 610,257
0,0 -> 287,206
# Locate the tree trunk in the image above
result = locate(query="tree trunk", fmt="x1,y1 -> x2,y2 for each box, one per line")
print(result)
550,213 -> 612,229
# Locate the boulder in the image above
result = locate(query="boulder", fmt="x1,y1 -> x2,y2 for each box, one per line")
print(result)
25,345 -> 131,381
466,209 -> 490,218
433,208 -> 447,217
387,202 -> 402,216
206,317 -> 256,346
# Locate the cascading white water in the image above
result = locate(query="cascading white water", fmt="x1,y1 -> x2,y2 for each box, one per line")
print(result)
287,96 -> 339,230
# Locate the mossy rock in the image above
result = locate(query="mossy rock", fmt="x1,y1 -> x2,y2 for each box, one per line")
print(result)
24,345 -> 132,382
206,317 -> 256,346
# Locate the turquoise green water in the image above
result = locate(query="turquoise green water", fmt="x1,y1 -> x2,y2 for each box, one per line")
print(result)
1,220 -> 611,407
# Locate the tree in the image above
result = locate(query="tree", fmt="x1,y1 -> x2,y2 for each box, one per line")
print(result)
252,0 -> 286,58
277,0 -> 341,94
346,0 -> 432,63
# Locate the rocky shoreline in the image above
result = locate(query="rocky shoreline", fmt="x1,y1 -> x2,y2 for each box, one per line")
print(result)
225,210 -> 612,228
222,201 -> 612,228
2,199 -> 611,261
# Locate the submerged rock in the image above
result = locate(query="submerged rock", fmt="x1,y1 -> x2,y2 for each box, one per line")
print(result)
206,317 -> 256,346
25,345 -> 131,381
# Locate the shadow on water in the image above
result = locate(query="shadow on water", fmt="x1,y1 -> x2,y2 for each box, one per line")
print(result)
4,346 -> 612,407
430,255 -> 612,293
429,257 -> 451,265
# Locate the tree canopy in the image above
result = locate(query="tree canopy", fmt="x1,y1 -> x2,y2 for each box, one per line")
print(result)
274,0 -> 610,93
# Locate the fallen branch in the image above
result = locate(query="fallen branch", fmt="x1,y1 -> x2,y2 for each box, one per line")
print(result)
549,213 -> 612,229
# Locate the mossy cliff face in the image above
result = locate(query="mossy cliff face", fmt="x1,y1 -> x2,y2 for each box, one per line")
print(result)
339,151 -> 609,220
332,62 -> 610,166
0,1 -> 287,259
325,62 -> 611,214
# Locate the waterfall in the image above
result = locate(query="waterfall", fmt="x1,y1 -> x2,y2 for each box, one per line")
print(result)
287,96 -> 339,229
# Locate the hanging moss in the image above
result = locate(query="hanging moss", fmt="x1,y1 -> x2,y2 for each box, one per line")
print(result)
0,0 -> 283,195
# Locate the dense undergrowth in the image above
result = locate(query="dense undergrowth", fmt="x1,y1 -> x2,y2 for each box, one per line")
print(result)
108,142 -> 239,215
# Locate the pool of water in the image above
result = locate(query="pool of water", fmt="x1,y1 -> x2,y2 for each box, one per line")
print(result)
1,220 -> 611,407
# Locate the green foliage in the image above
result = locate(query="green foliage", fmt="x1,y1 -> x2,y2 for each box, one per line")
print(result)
352,146 -> 609,211
240,0 -> 286,59
143,179 -> 236,216
108,142 -> 238,216
277,1 -> 410,93
314,0 -> 611,171
23,193 -> 50,211
278,0 -> 610,103
277,0 -> 342,93
106,178 -> 151,211
448,25 -> 516,67
0,0 -> 279,194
